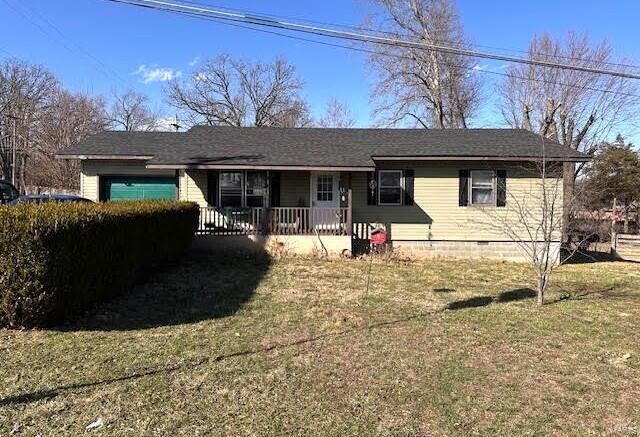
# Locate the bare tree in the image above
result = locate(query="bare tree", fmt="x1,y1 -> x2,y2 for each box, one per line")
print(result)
0,59 -> 58,191
107,89 -> 160,131
166,54 -> 311,128
474,119 -> 595,305
365,0 -> 481,128
479,159 -> 564,305
30,90 -> 106,189
318,97 -> 356,128
498,31 -> 640,233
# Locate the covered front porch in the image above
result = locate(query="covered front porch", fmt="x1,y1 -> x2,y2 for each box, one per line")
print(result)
192,169 -> 354,236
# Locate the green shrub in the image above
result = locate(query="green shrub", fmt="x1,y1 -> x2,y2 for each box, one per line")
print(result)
0,201 -> 199,328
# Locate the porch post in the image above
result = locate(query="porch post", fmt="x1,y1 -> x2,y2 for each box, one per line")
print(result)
347,188 -> 353,236
262,207 -> 272,234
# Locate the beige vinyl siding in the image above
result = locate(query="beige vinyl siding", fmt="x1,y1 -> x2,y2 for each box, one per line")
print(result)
351,161 -> 563,242
181,170 -> 310,207
180,170 -> 208,206
279,171 -> 310,207
81,159 -> 562,243
80,160 -> 176,202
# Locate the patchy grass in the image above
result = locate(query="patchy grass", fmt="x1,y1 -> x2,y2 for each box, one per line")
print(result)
1,252 -> 640,435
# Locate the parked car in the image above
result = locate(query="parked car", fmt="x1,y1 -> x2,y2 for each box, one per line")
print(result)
0,180 -> 20,205
8,194 -> 93,205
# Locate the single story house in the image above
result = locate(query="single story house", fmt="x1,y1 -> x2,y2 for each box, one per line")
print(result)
57,126 -> 589,260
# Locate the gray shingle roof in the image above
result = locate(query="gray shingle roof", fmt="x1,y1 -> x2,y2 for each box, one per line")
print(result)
57,126 -> 589,167
55,131 -> 184,157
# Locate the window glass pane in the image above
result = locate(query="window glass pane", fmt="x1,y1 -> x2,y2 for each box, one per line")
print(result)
470,170 -> 494,205
316,175 -> 333,201
471,170 -> 493,187
246,196 -> 264,207
220,172 -> 242,189
380,171 -> 401,187
246,172 -> 266,195
378,170 -> 402,205
472,188 -> 493,204
220,172 -> 242,207
245,171 -> 266,207
379,187 -> 401,204
220,194 -> 242,207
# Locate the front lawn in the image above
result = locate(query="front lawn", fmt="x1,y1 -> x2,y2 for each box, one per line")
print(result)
1,252 -> 639,435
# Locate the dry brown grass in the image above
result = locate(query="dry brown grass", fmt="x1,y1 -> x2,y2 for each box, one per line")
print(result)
1,251 -> 639,435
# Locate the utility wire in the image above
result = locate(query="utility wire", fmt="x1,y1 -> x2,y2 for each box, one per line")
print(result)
0,45 -> 15,57
2,0 -> 127,86
18,1 -> 129,85
174,0 -> 640,72
105,0 -> 640,80
139,5 -> 640,100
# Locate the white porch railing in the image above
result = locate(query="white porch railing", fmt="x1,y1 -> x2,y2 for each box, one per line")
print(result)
197,206 -> 351,236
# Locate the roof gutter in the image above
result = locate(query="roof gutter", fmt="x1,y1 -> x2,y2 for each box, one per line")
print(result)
145,164 -> 375,171
55,154 -> 154,160
372,155 -> 591,162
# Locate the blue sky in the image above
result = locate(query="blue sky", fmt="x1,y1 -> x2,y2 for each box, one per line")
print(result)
1,0 -> 639,142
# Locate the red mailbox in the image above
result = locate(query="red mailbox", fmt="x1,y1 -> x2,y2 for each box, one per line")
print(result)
370,224 -> 387,252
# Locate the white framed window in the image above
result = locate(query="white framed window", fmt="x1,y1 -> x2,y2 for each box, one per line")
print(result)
245,171 -> 267,207
219,171 -> 268,207
378,170 -> 403,205
470,170 -> 495,205
220,172 -> 243,207
316,174 -> 334,202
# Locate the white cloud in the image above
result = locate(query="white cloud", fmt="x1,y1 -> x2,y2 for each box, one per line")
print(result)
133,64 -> 182,84
153,117 -> 182,132
472,63 -> 510,72
188,56 -> 201,67
194,72 -> 209,82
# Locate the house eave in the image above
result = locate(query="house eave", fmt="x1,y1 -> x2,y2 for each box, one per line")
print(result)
372,155 -> 591,162
145,164 -> 376,171
55,154 -> 154,160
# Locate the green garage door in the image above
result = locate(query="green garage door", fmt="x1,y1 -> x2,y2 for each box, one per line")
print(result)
102,177 -> 177,201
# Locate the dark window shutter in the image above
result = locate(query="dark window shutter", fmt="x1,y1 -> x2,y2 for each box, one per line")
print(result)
367,171 -> 378,205
98,176 -> 106,202
496,169 -> 507,207
206,171 -> 219,206
459,169 -> 469,207
269,171 -> 281,207
403,169 -> 414,205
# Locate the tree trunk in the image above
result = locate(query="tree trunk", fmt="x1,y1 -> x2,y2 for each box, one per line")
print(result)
18,153 -> 27,194
537,279 -> 545,306
537,270 -> 548,306
624,209 -> 629,234
0,152 -> 10,181
611,197 -> 618,254
562,162 -> 575,243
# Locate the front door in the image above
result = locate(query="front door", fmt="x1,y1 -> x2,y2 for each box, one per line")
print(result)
310,172 -> 339,229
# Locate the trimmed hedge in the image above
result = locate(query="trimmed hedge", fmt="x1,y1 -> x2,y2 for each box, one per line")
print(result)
0,201 -> 199,328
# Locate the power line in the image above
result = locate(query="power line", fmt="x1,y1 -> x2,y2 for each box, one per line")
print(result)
0,45 -> 16,57
105,0 -> 640,80
18,1 -> 130,85
116,1 -> 640,100
1,0 -> 127,86
174,0 -> 640,72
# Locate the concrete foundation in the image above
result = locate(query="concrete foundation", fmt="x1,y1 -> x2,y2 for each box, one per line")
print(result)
192,234 -> 352,257
193,235 -> 560,264
391,240 -> 561,264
